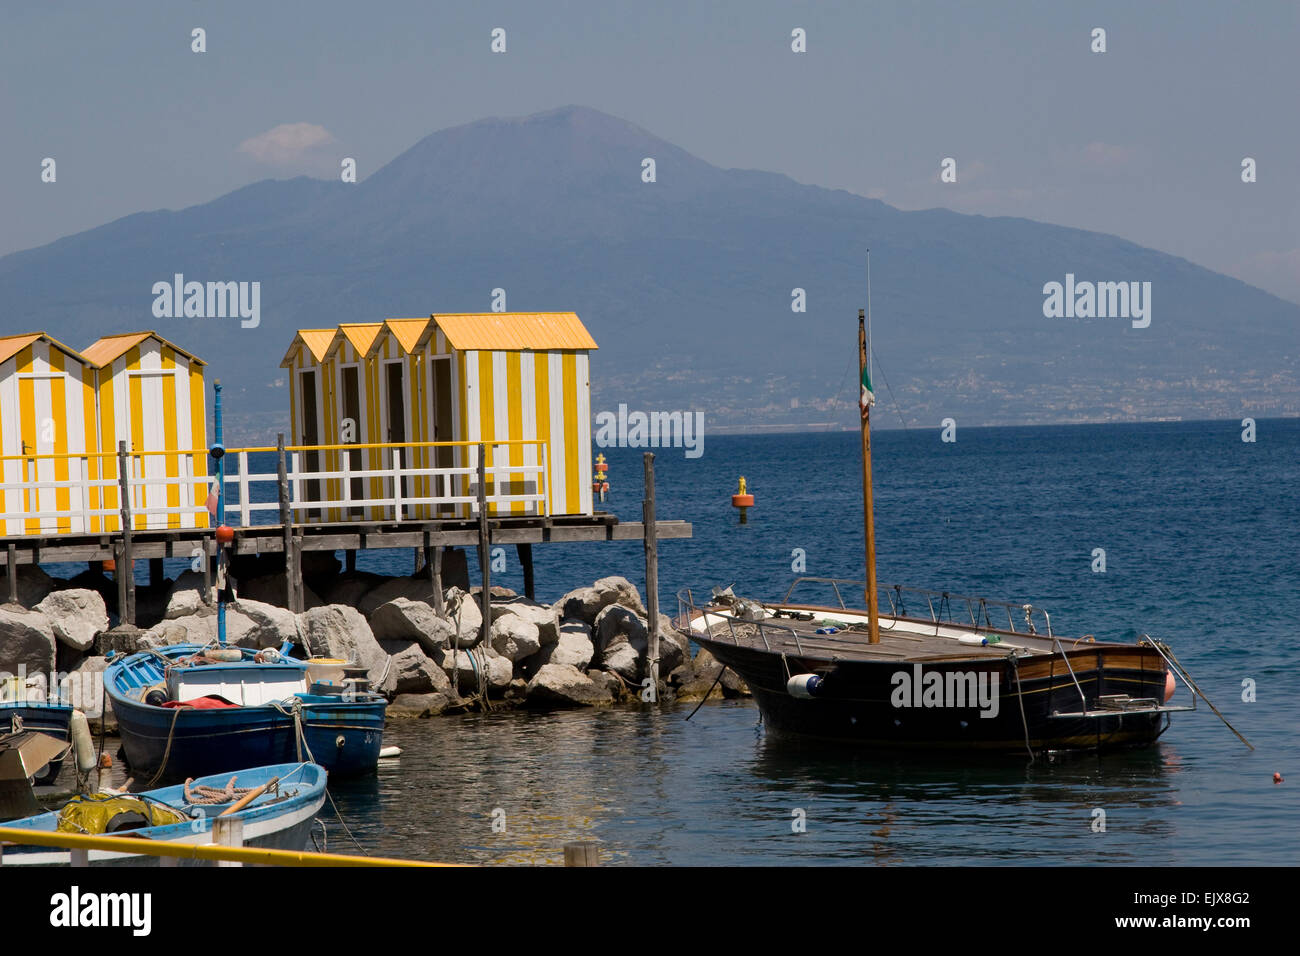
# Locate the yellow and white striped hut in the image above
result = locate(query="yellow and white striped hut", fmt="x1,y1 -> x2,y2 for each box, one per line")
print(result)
0,333 -> 100,535
281,312 -> 597,521
81,332 -> 208,531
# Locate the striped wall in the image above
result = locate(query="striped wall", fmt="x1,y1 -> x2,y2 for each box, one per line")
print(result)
0,339 -> 97,536
285,319 -> 594,521
96,339 -> 208,531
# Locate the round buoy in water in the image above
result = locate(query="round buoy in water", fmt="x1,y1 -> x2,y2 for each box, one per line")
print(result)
1274,772 -> 1284,784
787,674 -> 823,698
1164,671 -> 1176,702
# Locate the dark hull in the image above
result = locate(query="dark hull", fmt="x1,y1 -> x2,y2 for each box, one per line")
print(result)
2,703 -> 73,784
699,636 -> 1170,754
110,693 -> 385,784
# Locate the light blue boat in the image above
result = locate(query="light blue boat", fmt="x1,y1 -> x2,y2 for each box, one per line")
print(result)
1,762 -> 327,865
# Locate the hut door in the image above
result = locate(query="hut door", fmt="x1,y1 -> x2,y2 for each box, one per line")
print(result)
298,369 -> 323,506
340,365 -> 364,517
429,356 -> 454,514
383,361 -> 407,504
19,372 -> 65,534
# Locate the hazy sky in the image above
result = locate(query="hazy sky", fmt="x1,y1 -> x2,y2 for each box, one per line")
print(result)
3,1 -> 1297,303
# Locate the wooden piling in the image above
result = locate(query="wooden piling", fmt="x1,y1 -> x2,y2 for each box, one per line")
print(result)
292,536 -> 304,612
117,441 -> 135,626
426,541 -> 444,616
149,558 -> 164,589
476,444 -> 491,649
563,842 -> 599,866
6,544 -> 17,605
643,453 -> 660,699
277,435 -> 296,612
517,542 -> 535,600
345,549 -> 357,573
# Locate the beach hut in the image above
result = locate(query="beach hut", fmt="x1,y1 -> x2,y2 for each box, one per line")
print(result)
282,312 -> 597,521
81,332 -> 209,531
0,333 -> 100,535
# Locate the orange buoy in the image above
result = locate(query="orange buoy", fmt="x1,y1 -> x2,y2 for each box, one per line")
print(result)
1164,671 -> 1176,702
215,524 -> 235,545
1274,772 -> 1284,784
731,476 -> 755,509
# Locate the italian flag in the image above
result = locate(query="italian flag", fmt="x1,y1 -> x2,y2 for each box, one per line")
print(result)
860,365 -> 875,419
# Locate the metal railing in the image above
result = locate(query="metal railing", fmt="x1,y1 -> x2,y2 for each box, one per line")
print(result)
219,439 -> 549,525
0,448 -> 208,535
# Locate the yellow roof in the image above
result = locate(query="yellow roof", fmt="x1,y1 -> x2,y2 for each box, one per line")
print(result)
0,333 -> 45,366
280,329 -> 336,367
382,318 -> 430,354
429,313 -> 597,352
82,331 -> 204,368
325,323 -> 384,359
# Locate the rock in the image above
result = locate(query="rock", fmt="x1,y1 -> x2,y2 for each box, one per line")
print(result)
369,598 -> 455,654
35,589 -> 108,652
594,604 -> 648,653
489,615 -> 541,662
655,615 -> 688,675
526,619 -> 594,675
525,663 -> 615,708
98,625 -> 153,657
587,669 -> 627,702
232,598 -> 299,649
358,575 -> 438,617
0,565 -> 54,609
388,692 -> 452,718
238,574 -> 322,611
435,645 -> 511,694
601,642 -> 642,682
0,607 -> 57,689
58,656 -> 111,726
377,638 -> 456,698
164,570 -> 214,619
505,677 -> 529,702
443,588 -> 484,646
558,576 -> 646,624
493,599 -> 559,645
297,605 -> 389,685
317,571 -> 385,608
146,610 -> 256,649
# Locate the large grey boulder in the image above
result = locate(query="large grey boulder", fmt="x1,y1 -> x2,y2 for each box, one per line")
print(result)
492,599 -> 559,645
594,604 -> 648,653
58,655 -> 111,725
528,619 -> 595,674
0,565 -> 55,610
525,663 -> 615,708
358,575 -> 438,618
557,576 -> 647,626
377,637 -> 456,698
163,569 -> 214,619
0,607 -> 57,689
489,614 -> 541,662
369,598 -> 455,654
35,589 -> 108,652
591,605 -> 686,681
601,643 -> 643,682
297,605 -> 389,685
435,645 -> 511,694
232,598 -> 299,649
146,610 -> 256,648
442,587 -> 484,647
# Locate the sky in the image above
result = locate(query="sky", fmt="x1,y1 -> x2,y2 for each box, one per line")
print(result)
2,0 -> 1297,304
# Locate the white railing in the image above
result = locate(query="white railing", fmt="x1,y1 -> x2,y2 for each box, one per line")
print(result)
0,450 -> 208,535
218,440 -> 550,526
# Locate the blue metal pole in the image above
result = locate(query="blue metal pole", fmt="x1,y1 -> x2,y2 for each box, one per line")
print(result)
213,381 -> 226,646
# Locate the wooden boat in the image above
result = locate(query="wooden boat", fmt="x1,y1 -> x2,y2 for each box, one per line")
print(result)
675,286 -> 1235,756
0,684 -> 74,786
105,644 -> 385,784
0,762 -> 326,865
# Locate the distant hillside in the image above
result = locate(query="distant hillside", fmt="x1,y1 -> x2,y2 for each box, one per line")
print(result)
2,105 -> 1297,441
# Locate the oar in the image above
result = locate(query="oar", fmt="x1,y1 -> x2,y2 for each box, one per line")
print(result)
217,776 -> 279,817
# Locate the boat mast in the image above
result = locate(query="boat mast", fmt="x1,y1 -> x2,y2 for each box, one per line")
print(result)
860,257 -> 880,644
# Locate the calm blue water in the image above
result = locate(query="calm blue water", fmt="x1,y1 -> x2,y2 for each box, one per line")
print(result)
83,420 -> 1300,864
319,419 -> 1298,865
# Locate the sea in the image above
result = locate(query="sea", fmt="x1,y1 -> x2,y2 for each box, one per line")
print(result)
94,420 -> 1300,865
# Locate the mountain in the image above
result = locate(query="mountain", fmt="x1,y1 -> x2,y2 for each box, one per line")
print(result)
2,105 -> 1297,440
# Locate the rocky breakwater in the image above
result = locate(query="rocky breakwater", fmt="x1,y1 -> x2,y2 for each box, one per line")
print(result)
0,562 -> 748,726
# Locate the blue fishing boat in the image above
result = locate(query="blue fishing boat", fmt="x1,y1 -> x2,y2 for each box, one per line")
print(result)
105,644 -> 385,784
0,698 -> 74,786
1,762 -> 326,865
